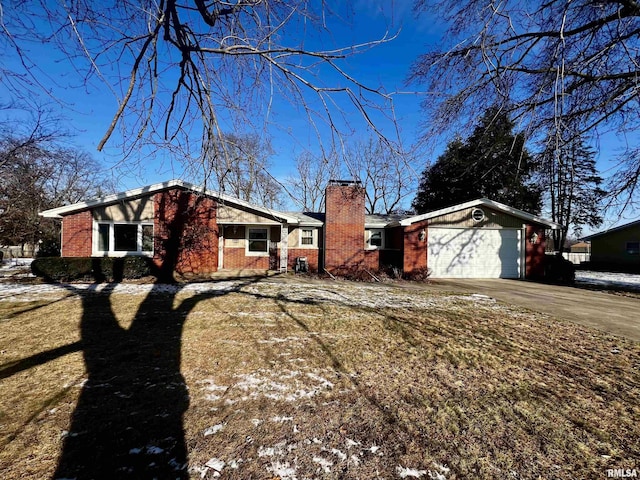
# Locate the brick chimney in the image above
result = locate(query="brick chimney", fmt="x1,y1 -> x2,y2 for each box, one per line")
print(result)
324,180 -> 365,274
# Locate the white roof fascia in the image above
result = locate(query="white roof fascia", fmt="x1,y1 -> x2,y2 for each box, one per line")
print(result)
399,198 -> 562,230
282,213 -> 324,226
365,222 -> 390,229
40,179 -> 300,224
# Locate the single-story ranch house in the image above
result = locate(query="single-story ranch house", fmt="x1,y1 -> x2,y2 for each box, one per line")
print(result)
40,179 -> 561,279
583,219 -> 640,271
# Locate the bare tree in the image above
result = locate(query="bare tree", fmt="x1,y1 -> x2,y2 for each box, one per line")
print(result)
538,132 -> 606,253
1,1 -> 398,167
343,137 -> 416,214
285,151 -> 340,211
410,0 -> 640,204
199,133 -> 282,208
0,129 -> 110,253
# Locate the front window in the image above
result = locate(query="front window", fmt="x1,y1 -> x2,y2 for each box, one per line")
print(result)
98,223 -> 110,251
366,229 -> 384,249
114,224 -> 138,251
142,225 -> 154,252
300,228 -> 314,246
248,227 -> 269,254
627,241 -> 639,255
95,222 -> 154,255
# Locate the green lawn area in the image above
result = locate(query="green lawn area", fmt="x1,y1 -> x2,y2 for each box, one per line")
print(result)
0,279 -> 638,479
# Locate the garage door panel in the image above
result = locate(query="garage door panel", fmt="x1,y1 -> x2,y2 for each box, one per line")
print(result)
428,228 -> 521,278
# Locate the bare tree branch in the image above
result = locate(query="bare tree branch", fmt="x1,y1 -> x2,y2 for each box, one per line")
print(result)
1,1 -> 399,170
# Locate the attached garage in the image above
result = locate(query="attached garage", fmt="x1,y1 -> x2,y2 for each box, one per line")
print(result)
427,228 -> 522,278
399,198 -> 562,279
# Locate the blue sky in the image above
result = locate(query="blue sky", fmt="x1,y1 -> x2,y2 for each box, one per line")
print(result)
1,1 -> 633,232
1,1 -> 434,190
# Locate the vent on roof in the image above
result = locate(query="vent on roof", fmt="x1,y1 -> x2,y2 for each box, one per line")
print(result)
328,179 -> 362,187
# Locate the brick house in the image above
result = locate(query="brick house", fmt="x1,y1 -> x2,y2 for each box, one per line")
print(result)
40,179 -> 560,279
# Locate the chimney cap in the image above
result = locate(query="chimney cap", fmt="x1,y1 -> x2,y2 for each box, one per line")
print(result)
328,179 -> 362,187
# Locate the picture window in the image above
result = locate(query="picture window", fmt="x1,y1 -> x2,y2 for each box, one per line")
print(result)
96,222 -> 154,255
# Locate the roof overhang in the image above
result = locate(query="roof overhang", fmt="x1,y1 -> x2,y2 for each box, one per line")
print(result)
398,198 -> 562,230
582,219 -> 640,240
40,179 -> 300,224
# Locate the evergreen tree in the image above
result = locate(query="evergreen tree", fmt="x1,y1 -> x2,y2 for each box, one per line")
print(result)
539,134 -> 606,253
412,108 -> 542,213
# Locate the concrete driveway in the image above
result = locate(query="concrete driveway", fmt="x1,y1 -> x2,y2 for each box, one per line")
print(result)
429,278 -> 640,342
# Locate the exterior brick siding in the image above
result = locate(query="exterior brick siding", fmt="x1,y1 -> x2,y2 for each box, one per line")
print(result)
223,248 -> 270,269
61,210 -> 93,257
153,189 -> 218,276
363,250 -> 380,271
324,184 -> 365,274
525,224 -> 546,279
287,249 -> 320,272
403,220 -> 429,274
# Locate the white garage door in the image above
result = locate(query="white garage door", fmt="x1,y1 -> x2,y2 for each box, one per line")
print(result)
428,228 -> 522,278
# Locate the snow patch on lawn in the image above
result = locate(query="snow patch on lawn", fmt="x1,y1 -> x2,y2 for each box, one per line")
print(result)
312,456 -> 333,473
0,280 -> 238,301
203,423 -> 225,436
200,367 -> 339,405
397,466 -> 428,478
267,460 -> 298,480
0,278 -> 511,319
204,457 -> 225,476
241,281 -> 500,311
576,270 -> 640,290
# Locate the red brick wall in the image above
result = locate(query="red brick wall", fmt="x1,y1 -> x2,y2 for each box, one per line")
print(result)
287,249 -> 320,272
363,250 -> 380,270
61,210 -> 93,257
525,224 -> 546,279
403,220 -> 429,274
223,248 -> 270,269
153,189 -> 218,276
324,184 -> 365,273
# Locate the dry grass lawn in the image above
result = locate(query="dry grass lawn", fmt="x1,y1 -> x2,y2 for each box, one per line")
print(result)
0,278 -> 638,479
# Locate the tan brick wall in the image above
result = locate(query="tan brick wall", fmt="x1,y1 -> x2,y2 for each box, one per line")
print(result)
324,184 -> 365,273
61,210 -> 93,257
153,189 -> 218,276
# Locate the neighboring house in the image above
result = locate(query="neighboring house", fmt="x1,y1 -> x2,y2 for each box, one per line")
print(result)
582,220 -> 640,271
40,179 -> 560,279
563,241 -> 591,264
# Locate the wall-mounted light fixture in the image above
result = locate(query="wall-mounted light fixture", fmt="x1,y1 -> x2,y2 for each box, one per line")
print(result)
419,229 -> 426,242
530,232 -> 539,244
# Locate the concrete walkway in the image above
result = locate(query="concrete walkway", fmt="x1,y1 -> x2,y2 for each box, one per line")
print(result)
429,278 -> 640,342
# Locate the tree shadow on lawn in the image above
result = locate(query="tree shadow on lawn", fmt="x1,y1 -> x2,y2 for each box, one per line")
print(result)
52,279 -> 256,480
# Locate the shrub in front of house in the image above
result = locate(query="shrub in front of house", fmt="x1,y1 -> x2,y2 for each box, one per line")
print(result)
402,267 -> 431,282
36,239 -> 61,258
31,257 -> 153,282
544,254 -> 576,284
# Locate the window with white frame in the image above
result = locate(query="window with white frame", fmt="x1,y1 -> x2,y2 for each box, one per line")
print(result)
95,222 -> 154,255
247,227 -> 269,255
366,229 -> 384,249
300,228 -> 315,246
